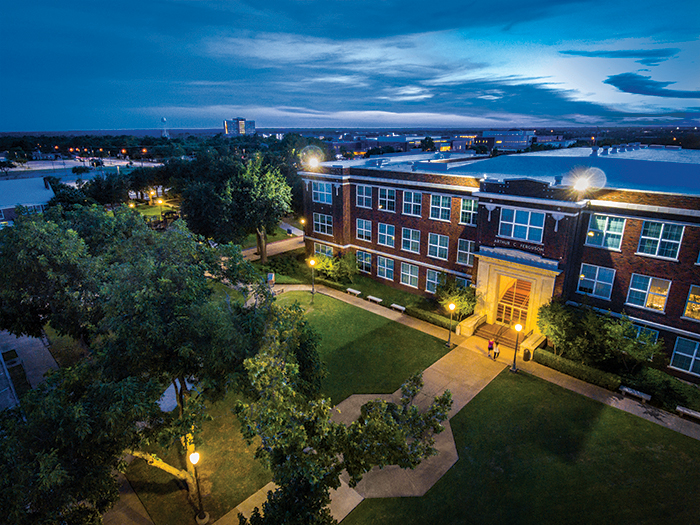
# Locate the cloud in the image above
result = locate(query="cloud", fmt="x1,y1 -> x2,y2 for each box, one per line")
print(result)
560,48 -> 680,66
604,73 -> 700,99
378,86 -> 434,102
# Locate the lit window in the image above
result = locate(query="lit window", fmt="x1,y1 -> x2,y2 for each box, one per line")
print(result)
313,213 -> 333,236
637,221 -> 684,260
429,195 -> 451,221
683,285 -> 700,321
586,214 -> 625,250
356,218 -> 372,241
626,273 -> 671,312
428,233 -> 449,260
426,269 -> 441,293
377,256 -> 394,281
312,181 -> 333,204
402,228 -> 420,253
403,191 -> 422,216
378,223 -> 395,248
314,243 -> 333,257
670,337 -> 700,376
356,185 -> 372,208
499,208 -> 544,243
457,239 -> 475,266
378,188 -> 396,212
577,263 -> 615,300
356,251 -> 371,273
400,262 -> 419,288
460,198 -> 478,226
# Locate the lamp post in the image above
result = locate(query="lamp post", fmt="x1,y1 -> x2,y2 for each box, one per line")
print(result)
157,198 -> 164,218
308,258 -> 316,303
300,218 -> 306,240
446,303 -> 456,347
189,452 -> 209,524
511,323 -> 523,372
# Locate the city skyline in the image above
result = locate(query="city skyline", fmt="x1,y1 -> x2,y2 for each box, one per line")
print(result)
2,0 -> 699,131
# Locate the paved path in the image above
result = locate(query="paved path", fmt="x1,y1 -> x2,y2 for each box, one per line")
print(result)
241,236 -> 304,262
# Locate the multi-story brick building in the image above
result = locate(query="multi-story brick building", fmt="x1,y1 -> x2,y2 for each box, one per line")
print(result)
300,146 -> 700,381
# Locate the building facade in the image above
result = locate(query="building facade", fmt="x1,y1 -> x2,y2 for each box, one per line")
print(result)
301,147 -> 700,381
223,118 -> 255,136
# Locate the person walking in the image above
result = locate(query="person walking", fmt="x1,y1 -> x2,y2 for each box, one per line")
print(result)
493,342 -> 500,360
487,339 -> 494,358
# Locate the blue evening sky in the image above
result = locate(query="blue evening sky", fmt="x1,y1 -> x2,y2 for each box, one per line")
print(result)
2,0 -> 699,131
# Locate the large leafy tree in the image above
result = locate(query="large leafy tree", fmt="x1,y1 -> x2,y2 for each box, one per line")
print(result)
435,276 -> 477,322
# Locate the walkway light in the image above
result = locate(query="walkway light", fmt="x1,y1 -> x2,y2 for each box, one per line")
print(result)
446,303 -> 456,347
189,452 -> 209,524
308,258 -> 316,302
511,323 -> 523,372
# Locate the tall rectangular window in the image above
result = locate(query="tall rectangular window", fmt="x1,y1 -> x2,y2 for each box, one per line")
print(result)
460,198 -> 478,226
378,188 -> 396,212
377,256 -> 394,281
499,208 -> 544,243
314,243 -> 333,257
402,228 -> 420,253
378,223 -> 395,248
430,195 -> 451,221
577,263 -> 615,300
637,221 -> 684,260
633,325 -> 659,343
428,233 -> 449,260
401,262 -> 419,288
356,218 -> 372,241
313,213 -> 333,236
356,251 -> 371,273
683,285 -> 700,321
670,337 -> 700,376
626,274 -> 671,312
403,191 -> 422,216
356,185 -> 372,208
312,181 -> 333,204
586,214 -> 625,250
457,239 -> 475,266
426,269 -> 441,293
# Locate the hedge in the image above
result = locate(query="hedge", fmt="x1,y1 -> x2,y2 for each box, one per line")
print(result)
623,368 -> 700,412
404,306 -> 453,331
533,347 -> 622,391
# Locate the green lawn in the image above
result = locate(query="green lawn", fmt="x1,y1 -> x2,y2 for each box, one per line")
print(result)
239,226 -> 291,249
344,370 -> 700,525
133,203 -> 177,217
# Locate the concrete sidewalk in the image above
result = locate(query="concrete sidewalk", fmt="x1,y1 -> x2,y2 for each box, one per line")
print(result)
241,236 -> 304,262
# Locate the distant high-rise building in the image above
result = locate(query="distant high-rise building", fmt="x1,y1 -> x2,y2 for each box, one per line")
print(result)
224,118 -> 255,136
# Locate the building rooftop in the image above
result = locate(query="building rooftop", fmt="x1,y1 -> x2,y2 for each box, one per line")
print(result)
0,177 -> 55,209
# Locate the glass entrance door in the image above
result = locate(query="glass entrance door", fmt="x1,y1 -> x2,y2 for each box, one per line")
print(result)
496,279 -> 531,326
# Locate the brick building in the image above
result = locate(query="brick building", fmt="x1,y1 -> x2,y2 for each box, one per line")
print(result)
300,146 -> 700,381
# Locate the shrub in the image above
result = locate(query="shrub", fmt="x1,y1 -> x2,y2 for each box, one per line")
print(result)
624,368 -> 700,412
404,306 -> 453,331
315,278 -> 346,293
533,347 -> 622,391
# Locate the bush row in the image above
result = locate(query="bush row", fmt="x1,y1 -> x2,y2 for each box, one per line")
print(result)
404,306 -> 453,331
623,368 -> 700,412
533,348 -> 622,391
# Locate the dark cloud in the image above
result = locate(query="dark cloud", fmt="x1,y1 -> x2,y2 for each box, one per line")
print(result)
604,73 -> 700,99
560,48 -> 680,66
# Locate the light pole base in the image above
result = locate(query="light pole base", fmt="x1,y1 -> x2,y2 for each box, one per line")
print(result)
509,366 -> 518,373
196,511 -> 210,525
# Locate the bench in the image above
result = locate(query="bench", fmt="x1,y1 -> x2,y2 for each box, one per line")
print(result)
676,405 -> 700,422
619,385 -> 652,403
390,303 -> 406,313
366,295 -> 383,305
346,288 -> 362,297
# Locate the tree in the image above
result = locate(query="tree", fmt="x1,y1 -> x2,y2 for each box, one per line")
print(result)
537,300 -> 577,356
72,165 -> 91,175
312,252 -> 357,284
420,137 -> 436,151
0,159 -> 15,173
82,172 -> 131,207
435,276 -> 476,321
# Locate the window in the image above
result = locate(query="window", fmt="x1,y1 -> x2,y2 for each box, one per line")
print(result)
455,277 -> 469,288
683,285 -> 700,321
430,194 -> 451,221
356,251 -> 371,273
499,208 -> 544,243
378,188 -> 395,212
356,218 -> 372,241
586,214 -> 625,250
457,239 -> 475,266
460,198 -> 478,226
633,325 -> 659,344
670,337 -> 700,376
637,221 -> 684,260
577,263 -> 615,300
377,256 -> 394,280
313,213 -> 333,235
402,228 -> 420,253
403,191 -> 422,216
426,269 -> 441,293
314,243 -> 333,257
378,223 -> 395,248
312,181 -> 332,204
626,274 -> 671,312
401,262 -> 419,288
357,185 -> 372,208
428,233 -> 449,260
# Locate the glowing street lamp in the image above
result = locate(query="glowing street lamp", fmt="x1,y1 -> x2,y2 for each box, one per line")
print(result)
573,177 -> 589,194
308,258 -> 316,302
156,198 -> 164,218
511,323 -> 523,373
308,157 -> 319,168
446,303 -> 456,347
189,452 -> 209,524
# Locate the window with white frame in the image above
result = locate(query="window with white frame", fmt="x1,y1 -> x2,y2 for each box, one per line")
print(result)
585,214 -> 625,250
670,337 -> 700,376
577,263 -> 615,300
499,207 -> 544,243
683,285 -> 700,321
403,191 -> 422,216
455,277 -> 469,288
378,223 -> 395,247
356,185 -> 372,208
312,181 -> 333,204
457,239 -> 475,266
637,221 -> 684,260
402,228 -> 420,253
426,269 -> 441,293
626,273 -> 671,312
428,233 -> 449,260
401,262 -> 419,288
356,218 -> 372,241
378,188 -> 396,212
377,256 -> 394,280
356,251 -> 371,273
633,325 -> 659,343
460,198 -> 478,226
430,194 -> 451,221
313,212 -> 333,236
314,243 -> 333,257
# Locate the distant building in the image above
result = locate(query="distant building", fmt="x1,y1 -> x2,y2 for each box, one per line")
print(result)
224,118 -> 255,136
0,177 -> 55,227
482,130 -> 535,151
